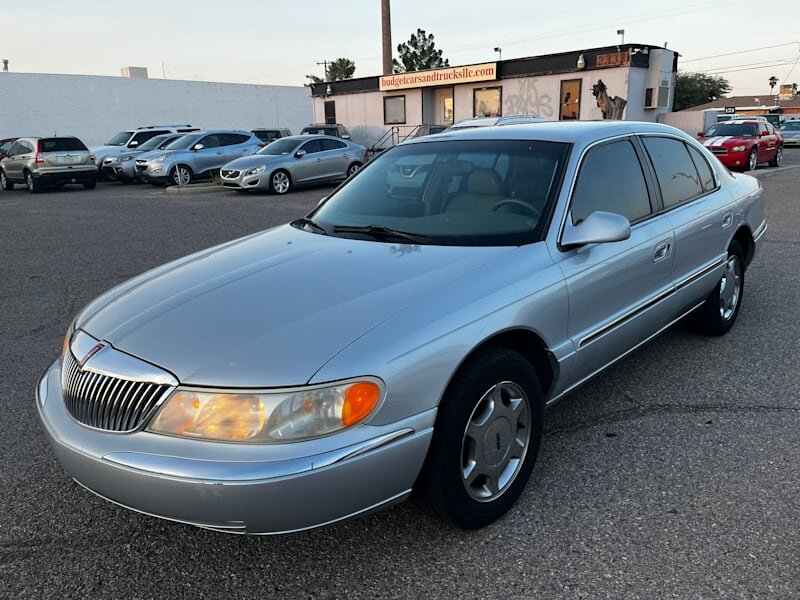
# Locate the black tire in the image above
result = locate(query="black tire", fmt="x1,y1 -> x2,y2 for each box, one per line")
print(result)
691,240 -> 745,336
269,169 -> 292,194
25,171 -> 40,194
0,170 -> 13,191
170,165 -> 193,187
347,162 -> 362,177
768,145 -> 783,167
83,180 -> 97,190
414,347 -> 544,529
746,148 -> 758,172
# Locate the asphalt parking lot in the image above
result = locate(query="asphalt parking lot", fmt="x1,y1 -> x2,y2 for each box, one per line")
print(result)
1,155 -> 799,599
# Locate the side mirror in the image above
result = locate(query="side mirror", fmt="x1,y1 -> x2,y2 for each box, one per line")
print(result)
192,143 -> 205,151
128,140 -> 139,148
295,149 -> 307,158
561,211 -> 631,249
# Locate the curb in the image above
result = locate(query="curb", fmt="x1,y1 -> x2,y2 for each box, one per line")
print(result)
165,184 -> 225,195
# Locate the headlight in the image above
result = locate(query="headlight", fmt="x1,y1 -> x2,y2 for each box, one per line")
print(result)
154,154 -> 170,162
122,156 -> 133,162
148,378 -> 383,443
245,165 -> 266,176
732,145 -> 747,152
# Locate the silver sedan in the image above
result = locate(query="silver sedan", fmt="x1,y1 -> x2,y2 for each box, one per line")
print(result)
220,135 -> 366,194
38,122 -> 764,534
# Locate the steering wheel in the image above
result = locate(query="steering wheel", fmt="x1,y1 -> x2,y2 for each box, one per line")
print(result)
491,199 -> 540,219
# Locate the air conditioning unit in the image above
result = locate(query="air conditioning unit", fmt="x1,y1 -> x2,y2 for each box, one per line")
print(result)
644,79 -> 671,109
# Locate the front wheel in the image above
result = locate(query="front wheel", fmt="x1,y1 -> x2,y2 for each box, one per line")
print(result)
746,148 -> 758,172
0,170 -> 13,191
170,165 -> 193,186
269,170 -> 291,194
769,146 -> 782,167
690,240 -> 745,336
414,347 -> 544,529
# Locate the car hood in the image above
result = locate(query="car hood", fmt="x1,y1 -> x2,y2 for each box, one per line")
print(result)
223,155 -> 285,170
79,225 -> 512,387
700,135 -> 755,147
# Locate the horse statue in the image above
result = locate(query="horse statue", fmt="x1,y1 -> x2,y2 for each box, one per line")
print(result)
591,79 -> 627,120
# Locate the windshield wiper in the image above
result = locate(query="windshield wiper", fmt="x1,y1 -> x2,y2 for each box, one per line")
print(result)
332,224 -> 431,244
292,217 -> 328,235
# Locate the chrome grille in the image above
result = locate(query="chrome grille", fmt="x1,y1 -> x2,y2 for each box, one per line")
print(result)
61,350 -> 171,432
221,169 -> 240,178
711,147 -> 728,155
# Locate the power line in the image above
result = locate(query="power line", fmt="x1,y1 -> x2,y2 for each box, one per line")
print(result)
699,61 -> 796,75
681,42 -> 800,63
700,57 -> 796,73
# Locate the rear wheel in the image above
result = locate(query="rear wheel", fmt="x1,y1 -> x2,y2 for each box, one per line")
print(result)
0,170 -> 13,191
769,146 -> 783,167
347,162 -> 362,177
746,148 -> 758,171
269,170 -> 291,194
83,179 -> 97,190
25,171 -> 40,193
414,347 -> 544,529
170,165 -> 193,186
691,240 -> 745,336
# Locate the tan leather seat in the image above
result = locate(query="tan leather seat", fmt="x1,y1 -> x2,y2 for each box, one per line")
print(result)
446,168 -> 506,213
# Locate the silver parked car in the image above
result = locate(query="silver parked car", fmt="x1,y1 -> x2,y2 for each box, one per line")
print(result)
101,133 -> 186,181
135,130 -> 263,185
38,122 -> 765,534
220,135 -> 367,194
90,125 -> 199,175
0,136 -> 97,193
779,120 -> 800,146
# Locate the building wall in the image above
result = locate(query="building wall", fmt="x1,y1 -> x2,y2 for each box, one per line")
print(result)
312,54 -> 676,146
0,73 -> 312,146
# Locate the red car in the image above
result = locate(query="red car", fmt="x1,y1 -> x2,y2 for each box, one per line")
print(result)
698,119 -> 783,171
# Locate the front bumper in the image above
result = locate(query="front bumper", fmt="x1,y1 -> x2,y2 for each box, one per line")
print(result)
712,150 -> 750,170
221,169 -> 269,191
103,161 -> 137,181
783,137 -> 800,146
36,359 -> 434,534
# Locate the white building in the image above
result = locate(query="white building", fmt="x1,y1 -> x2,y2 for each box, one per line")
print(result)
0,72 -> 312,146
310,44 -> 677,147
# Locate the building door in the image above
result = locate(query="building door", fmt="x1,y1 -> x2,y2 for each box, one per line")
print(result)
434,87 -> 454,125
324,101 -> 336,124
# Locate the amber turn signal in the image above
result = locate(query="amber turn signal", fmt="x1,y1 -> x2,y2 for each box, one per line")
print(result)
342,381 -> 381,426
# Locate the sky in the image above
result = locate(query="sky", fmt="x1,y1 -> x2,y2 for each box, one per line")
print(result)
3,0 -> 800,96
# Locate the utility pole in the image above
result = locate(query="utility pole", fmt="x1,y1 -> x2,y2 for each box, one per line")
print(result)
316,60 -> 330,81
381,0 -> 392,75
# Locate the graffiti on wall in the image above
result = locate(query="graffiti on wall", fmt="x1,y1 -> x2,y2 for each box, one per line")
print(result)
504,79 -> 554,118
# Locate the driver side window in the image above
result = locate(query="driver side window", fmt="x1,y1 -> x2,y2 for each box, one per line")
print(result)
199,135 -> 221,149
570,139 -> 652,225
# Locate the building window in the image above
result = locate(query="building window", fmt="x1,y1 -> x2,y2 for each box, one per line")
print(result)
473,87 -> 502,118
384,95 -> 406,124
559,80 -> 581,120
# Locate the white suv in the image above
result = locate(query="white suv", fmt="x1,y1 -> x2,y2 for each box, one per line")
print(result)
90,124 -> 199,174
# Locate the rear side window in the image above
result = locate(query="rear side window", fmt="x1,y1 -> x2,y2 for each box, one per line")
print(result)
220,133 -> 251,146
686,145 -> 716,192
571,139 -> 652,225
39,137 -> 88,152
642,137 -> 703,208
321,139 -> 347,151
131,130 -> 168,145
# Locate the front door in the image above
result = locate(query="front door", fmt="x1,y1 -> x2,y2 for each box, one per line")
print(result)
292,138 -> 326,183
553,138 -> 674,384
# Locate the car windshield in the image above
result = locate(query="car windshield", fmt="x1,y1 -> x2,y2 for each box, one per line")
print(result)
164,133 -> 204,150
781,122 -> 800,131
308,139 -> 569,246
106,131 -> 134,146
704,124 -> 758,137
136,135 -> 175,152
257,138 -> 301,155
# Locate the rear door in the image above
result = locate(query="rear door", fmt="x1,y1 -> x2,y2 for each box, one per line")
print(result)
221,133 -> 257,162
39,138 -> 91,170
319,138 -> 349,178
552,137 -> 675,384
641,135 -> 733,315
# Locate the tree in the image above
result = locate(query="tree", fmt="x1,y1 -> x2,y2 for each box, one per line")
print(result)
393,29 -> 449,73
768,75 -> 778,95
327,58 -> 356,81
673,72 -> 732,111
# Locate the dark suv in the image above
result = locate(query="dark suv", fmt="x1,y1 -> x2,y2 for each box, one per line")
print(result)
300,124 -> 351,139
251,128 -> 292,143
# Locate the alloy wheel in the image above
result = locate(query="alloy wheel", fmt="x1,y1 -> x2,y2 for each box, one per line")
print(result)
719,255 -> 741,321
0,172 -> 6,188
272,171 -> 290,194
173,167 -> 191,186
749,150 -> 757,171
460,381 -> 531,502
348,164 -> 360,176
775,147 -> 783,166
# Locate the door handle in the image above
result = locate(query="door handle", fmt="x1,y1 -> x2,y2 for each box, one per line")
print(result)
216,151 -> 224,155
722,212 -> 733,229
653,240 -> 671,263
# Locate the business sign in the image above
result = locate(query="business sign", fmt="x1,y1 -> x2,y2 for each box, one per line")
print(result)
724,106 -> 736,114
596,51 -> 631,68
380,63 -> 497,91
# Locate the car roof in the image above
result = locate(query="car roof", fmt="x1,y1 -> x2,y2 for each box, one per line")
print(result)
402,120 -> 692,147
282,134 -> 348,142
